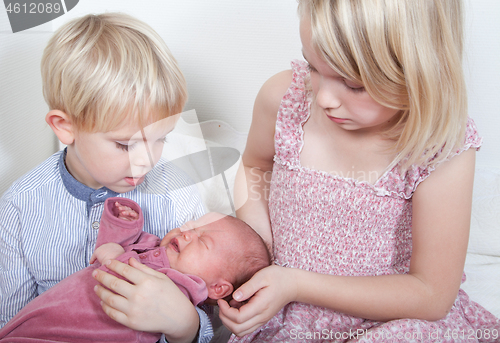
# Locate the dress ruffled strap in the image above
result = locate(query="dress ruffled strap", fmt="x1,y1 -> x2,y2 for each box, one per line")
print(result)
378,118 -> 482,199
274,60 -> 312,169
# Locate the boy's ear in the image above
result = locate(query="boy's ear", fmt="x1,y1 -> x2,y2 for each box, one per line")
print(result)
207,280 -> 233,300
45,110 -> 75,145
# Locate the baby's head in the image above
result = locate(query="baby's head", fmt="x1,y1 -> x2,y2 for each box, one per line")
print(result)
41,12 -> 187,132
161,213 -> 271,301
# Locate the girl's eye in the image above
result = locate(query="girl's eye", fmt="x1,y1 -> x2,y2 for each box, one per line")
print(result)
343,79 -> 365,93
306,63 -> 317,73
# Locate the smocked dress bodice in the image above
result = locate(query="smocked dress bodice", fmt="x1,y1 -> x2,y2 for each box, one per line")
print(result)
230,61 -> 498,343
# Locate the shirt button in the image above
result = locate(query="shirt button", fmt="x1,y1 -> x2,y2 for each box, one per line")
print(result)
153,250 -> 161,257
96,191 -> 108,198
139,254 -> 147,259
91,222 -> 100,230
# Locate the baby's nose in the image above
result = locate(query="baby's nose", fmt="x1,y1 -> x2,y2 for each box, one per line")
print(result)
182,229 -> 197,241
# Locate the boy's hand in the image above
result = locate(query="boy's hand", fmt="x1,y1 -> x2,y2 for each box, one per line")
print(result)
93,258 -> 199,343
90,243 -> 125,265
114,201 -> 139,221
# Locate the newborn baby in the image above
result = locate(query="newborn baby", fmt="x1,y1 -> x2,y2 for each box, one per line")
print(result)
0,197 -> 270,342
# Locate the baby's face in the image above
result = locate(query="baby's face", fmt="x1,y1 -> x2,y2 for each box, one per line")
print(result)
160,213 -> 235,284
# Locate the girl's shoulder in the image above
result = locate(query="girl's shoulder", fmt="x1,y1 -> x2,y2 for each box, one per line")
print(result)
380,118 -> 482,199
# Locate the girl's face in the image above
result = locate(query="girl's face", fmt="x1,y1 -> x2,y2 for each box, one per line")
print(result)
300,18 -> 400,133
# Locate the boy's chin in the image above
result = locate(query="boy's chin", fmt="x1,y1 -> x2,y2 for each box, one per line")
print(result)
102,183 -> 137,194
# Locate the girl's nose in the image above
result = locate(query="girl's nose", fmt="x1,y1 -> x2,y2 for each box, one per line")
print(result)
315,78 -> 341,110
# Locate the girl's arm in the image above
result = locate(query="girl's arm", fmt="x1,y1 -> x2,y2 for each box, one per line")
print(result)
234,69 -> 292,247
220,147 -> 476,336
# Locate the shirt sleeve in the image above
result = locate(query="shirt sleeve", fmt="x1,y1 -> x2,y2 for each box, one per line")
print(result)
0,198 -> 37,328
159,306 -> 214,343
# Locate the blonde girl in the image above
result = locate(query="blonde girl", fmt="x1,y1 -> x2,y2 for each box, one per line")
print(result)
219,0 -> 500,341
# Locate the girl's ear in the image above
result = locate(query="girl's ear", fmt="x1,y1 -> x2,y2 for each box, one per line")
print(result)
207,280 -> 234,300
45,110 -> 75,145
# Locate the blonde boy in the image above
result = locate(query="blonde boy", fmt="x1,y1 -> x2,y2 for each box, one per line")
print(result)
0,13 -> 211,343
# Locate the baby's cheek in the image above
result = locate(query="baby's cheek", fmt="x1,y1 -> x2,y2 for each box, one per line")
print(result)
160,228 -> 179,246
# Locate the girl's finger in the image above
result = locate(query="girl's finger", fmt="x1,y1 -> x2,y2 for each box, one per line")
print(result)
217,299 -> 264,337
231,271 -> 264,303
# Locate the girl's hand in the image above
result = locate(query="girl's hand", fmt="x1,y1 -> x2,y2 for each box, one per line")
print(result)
89,243 -> 125,265
92,258 -> 199,343
218,265 -> 297,337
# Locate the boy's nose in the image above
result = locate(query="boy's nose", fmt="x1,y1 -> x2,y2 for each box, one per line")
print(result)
130,144 -> 154,168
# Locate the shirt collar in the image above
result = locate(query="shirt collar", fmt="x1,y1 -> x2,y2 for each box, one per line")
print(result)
59,148 -> 119,213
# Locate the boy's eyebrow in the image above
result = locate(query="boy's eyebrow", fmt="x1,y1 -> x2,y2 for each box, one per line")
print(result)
112,127 -> 174,142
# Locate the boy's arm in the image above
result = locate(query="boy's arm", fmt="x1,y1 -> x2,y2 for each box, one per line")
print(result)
0,200 -> 37,327
158,307 -> 212,343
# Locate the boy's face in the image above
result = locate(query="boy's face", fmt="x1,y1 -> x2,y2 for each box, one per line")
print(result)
65,115 -> 178,193
161,213 -> 237,285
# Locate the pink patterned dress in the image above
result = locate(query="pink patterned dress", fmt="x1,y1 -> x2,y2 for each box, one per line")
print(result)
230,60 -> 500,343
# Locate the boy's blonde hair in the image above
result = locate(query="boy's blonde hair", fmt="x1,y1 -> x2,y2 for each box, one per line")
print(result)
298,0 -> 467,172
41,13 -> 187,132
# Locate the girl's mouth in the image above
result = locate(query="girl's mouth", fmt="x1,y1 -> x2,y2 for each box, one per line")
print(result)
327,115 -> 349,124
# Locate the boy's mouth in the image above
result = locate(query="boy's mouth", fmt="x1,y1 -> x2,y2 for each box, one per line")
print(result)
124,175 -> 145,186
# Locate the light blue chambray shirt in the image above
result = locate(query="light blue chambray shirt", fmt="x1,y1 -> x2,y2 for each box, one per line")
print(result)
0,149 -> 213,342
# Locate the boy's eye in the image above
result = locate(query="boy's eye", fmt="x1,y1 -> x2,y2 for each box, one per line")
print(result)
116,142 -> 129,151
115,142 -> 136,151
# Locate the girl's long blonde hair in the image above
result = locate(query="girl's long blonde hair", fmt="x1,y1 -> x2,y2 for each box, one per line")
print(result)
299,0 -> 467,172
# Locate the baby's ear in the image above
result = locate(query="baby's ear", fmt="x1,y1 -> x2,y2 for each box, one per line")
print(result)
207,280 -> 233,300
45,110 -> 75,145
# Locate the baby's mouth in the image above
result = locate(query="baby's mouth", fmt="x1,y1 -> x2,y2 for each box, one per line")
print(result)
169,238 -> 180,253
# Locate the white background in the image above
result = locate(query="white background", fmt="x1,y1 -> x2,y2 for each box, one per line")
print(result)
0,0 -> 499,195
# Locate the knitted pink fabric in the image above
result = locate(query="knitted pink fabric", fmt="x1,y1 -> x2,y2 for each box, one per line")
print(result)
230,60 -> 500,343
